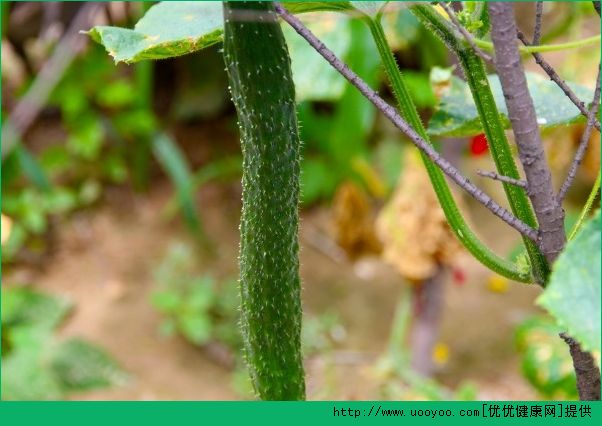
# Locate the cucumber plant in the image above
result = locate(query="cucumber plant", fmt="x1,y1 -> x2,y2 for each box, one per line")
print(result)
88,1 -> 601,400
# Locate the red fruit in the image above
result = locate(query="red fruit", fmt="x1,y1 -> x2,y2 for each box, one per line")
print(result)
470,133 -> 489,156
452,268 -> 466,286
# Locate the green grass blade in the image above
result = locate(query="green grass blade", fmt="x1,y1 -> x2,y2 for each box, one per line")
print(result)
151,132 -> 208,245
15,145 -> 52,192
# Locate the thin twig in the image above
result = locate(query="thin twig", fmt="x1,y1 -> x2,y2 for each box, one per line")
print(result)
1,2 -> 104,159
518,31 -> 601,133
274,2 -> 538,243
558,65 -> 602,202
477,170 -> 528,189
438,2 -> 493,63
532,2 -> 544,45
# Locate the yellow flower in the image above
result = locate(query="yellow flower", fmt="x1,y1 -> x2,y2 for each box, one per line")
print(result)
432,342 -> 450,366
487,275 -> 509,293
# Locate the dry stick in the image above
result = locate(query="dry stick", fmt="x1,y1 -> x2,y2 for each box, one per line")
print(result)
561,333 -> 602,401
489,2 -> 600,402
438,2 -> 493,63
490,3 -> 566,264
532,2 -> 544,45
517,32 -> 601,133
558,66 -> 602,202
410,266 -> 444,378
477,170 -> 528,189
1,2 -> 104,159
273,2 -> 539,243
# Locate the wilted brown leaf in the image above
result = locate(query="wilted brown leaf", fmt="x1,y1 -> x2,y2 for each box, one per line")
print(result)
331,181 -> 382,260
376,149 -> 461,281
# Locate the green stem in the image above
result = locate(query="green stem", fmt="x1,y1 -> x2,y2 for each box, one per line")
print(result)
366,18 -> 529,283
410,4 -> 550,285
568,171 -> 601,241
135,60 -> 153,111
473,34 -> 600,53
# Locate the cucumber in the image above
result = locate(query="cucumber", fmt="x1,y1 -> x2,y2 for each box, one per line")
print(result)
223,1 -> 305,400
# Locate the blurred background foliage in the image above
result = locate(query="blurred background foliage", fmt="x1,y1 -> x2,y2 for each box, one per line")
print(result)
1,1 -> 600,400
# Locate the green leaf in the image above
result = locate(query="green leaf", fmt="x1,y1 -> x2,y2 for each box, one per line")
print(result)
283,1 -> 389,17
86,2 -> 224,64
1,287 -> 71,330
350,1 -> 388,18
40,146 -> 72,177
15,145 -> 52,192
150,290 -> 182,313
402,71 -> 436,109
458,2 -> 490,39
1,330 -> 63,400
1,223 -> 27,261
44,187 -> 78,215
327,19 -> 380,165
85,1 -> 354,66
51,83 -> 89,123
515,316 -> 577,398
95,79 -> 136,108
179,314 -> 212,345
282,1 -> 352,14
187,279 -> 215,311
372,139 -> 405,193
85,1 -> 356,104
152,132 -> 205,242
428,72 -> 594,137
51,338 -> 127,391
102,153 -> 129,184
283,15 -> 352,102
113,109 -> 157,138
2,320 -> 125,398
537,210 -> 601,353
66,115 -> 105,160
301,157 -> 338,204
3,189 -> 54,234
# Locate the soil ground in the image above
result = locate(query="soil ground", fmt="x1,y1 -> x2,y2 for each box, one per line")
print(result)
4,175 -> 541,400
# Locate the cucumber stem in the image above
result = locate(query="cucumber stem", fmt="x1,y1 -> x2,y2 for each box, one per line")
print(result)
366,18 -> 530,283
410,4 -> 549,285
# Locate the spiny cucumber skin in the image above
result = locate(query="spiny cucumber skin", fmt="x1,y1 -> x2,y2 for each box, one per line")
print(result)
223,1 -> 305,400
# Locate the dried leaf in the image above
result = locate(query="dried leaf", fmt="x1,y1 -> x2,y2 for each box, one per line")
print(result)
376,150 -> 461,281
331,182 -> 382,260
